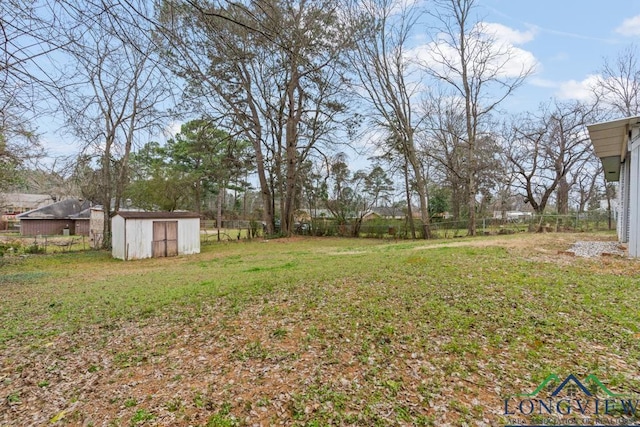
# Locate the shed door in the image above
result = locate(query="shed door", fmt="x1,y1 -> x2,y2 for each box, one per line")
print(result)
152,221 -> 178,258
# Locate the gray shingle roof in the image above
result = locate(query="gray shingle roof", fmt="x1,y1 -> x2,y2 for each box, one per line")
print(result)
17,198 -> 91,220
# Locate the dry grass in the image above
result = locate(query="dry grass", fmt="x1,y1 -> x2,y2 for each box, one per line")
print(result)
1,232 -> 640,426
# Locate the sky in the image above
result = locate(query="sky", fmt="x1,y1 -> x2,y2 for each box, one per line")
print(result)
37,0 -> 640,163
475,0 -> 640,111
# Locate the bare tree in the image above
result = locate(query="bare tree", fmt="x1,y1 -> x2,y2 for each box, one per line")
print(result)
506,101 -> 597,217
419,92 -> 467,220
0,1 -> 66,190
58,0 -> 172,247
348,0 -> 431,238
424,0 -> 533,235
595,44 -> 640,117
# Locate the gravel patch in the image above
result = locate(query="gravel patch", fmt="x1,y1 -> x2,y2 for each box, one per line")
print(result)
566,241 -> 626,258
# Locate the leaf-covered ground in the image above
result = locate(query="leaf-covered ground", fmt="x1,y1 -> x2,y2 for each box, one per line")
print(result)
1,233 -> 639,426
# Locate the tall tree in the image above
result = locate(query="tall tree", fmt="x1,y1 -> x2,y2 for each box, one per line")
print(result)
159,0 -> 355,236
348,0 -> 431,238
424,0 -> 533,235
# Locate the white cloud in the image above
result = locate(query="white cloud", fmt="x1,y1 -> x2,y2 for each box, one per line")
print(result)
615,15 -> 640,37
554,75 -> 599,101
481,22 -> 537,45
408,22 -> 539,80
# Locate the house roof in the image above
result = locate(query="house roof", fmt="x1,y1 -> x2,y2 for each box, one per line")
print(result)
586,116 -> 640,181
115,211 -> 201,219
17,198 -> 91,220
69,207 -> 91,220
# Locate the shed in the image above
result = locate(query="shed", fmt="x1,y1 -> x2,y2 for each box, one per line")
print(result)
111,211 -> 201,260
587,116 -> 640,256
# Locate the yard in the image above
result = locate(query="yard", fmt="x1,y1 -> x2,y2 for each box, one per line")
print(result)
1,233 -> 639,426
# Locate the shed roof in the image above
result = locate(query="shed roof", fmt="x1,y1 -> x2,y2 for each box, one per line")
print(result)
115,211 -> 201,219
17,198 -> 90,220
586,116 -> 640,181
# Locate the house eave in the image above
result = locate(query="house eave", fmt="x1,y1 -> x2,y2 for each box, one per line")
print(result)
587,116 -> 640,182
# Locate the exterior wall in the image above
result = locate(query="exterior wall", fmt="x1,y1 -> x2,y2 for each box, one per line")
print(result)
90,208 -> 105,246
125,218 -> 151,260
20,219 -> 75,236
619,160 -> 631,243
112,216 -> 200,260
178,218 -> 201,255
74,219 -> 90,236
630,136 -> 640,257
111,215 -> 126,260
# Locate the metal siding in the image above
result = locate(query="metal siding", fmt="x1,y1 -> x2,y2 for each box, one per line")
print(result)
126,219 -> 152,260
111,215 -> 126,260
178,218 -> 201,255
618,161 -> 629,243
630,139 -> 640,257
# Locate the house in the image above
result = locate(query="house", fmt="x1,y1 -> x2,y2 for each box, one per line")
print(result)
111,211 -> 201,260
0,193 -> 55,221
587,116 -> 640,256
17,198 -> 91,236
362,206 -> 406,221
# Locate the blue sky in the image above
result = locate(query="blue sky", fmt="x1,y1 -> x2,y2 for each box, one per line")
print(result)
478,0 -> 640,111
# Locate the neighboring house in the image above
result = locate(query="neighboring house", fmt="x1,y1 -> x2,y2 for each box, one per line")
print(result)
587,116 -> 640,256
362,206 -> 405,221
111,211 -> 201,260
492,211 -> 534,221
298,208 -> 335,219
17,198 -> 91,236
0,193 -> 55,220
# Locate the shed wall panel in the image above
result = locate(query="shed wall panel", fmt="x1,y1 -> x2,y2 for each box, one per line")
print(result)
178,218 -> 200,255
111,215 -> 126,260
126,219 -> 153,260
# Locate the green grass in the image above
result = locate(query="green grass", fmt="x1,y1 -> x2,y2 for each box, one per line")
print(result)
1,233 -> 639,425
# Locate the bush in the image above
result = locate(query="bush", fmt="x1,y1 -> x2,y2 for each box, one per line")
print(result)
0,240 -> 22,257
23,243 -> 45,254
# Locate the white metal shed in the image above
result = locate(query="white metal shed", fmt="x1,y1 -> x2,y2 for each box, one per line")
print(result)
112,211 -> 201,260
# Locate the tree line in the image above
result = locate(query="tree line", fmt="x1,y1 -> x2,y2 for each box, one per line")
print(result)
1,0 -> 634,245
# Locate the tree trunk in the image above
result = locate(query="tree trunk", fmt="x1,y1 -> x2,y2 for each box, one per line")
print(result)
403,158 -> 416,239
283,68 -> 300,237
556,177 -> 569,215
405,134 -> 430,239
216,188 -> 223,241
